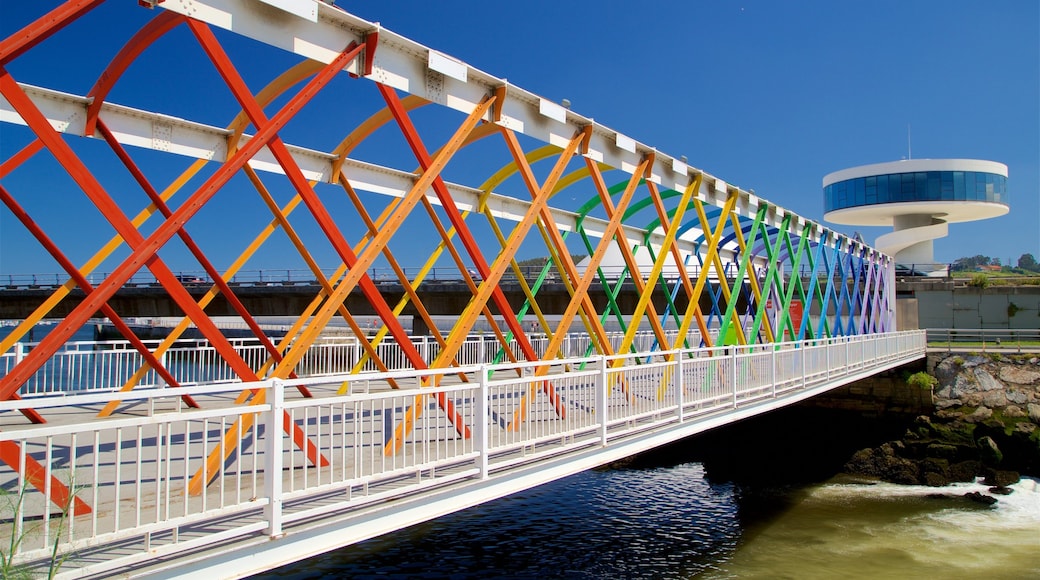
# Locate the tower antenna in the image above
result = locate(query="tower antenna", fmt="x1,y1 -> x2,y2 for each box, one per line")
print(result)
907,123 -> 912,160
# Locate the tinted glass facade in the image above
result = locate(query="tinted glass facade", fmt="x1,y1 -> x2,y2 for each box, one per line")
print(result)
824,171 -> 1008,213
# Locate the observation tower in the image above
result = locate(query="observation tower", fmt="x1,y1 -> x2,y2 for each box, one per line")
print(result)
823,159 -> 1008,271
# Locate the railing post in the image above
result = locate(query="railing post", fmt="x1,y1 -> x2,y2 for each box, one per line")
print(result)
801,341 -> 807,389
730,347 -> 738,408
597,355 -> 608,446
771,344 -> 776,398
160,350 -> 169,389
676,352 -> 684,423
476,365 -> 489,479
264,379 -> 285,538
826,338 -> 831,379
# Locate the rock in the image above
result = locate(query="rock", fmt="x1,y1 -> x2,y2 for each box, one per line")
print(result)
884,459 -> 921,485
924,472 -> 949,487
988,486 -> 1014,495
977,436 -> 1003,465
964,407 -> 993,423
983,468 -> 1020,487
950,374 -> 977,398
1004,405 -> 1026,418
999,366 -> 1040,385
962,356 -> 988,369
844,448 -> 884,477
936,408 -> 965,420
1013,422 -> 1036,435
935,397 -> 961,410
1029,403 -> 1040,423
962,392 -> 985,406
981,389 -> 1008,408
964,491 -> 998,505
973,369 -> 1005,392
949,460 -> 981,482
934,358 -> 962,386
1007,390 -> 1030,405
925,443 -> 958,460
844,446 -> 921,485
926,493 -> 958,500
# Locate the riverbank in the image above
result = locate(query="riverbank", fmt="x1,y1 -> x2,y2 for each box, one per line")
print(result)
843,353 -> 1039,490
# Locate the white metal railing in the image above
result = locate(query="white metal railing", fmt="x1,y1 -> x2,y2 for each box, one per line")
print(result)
0,330 -> 925,577
0,329 -> 728,397
925,328 -> 1040,352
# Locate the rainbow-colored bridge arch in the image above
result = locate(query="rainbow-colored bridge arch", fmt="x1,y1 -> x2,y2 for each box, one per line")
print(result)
0,0 -> 894,510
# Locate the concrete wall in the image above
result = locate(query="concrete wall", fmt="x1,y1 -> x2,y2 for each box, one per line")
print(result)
802,362 -> 933,417
896,298 -> 918,331
908,285 -> 1040,329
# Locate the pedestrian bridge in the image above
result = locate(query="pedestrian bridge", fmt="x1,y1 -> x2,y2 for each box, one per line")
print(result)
1,330 -> 924,578
1,1 -> 914,576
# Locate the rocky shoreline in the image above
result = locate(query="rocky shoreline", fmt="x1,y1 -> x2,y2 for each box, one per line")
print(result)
843,353 -> 1040,495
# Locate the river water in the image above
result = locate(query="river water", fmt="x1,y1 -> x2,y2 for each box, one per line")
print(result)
259,443 -> 1040,579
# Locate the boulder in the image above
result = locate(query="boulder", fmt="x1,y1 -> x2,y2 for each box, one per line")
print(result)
961,356 -> 989,369
949,460 -> 981,482
844,446 -> 921,485
934,357 -> 962,386
1007,390 -> 1030,405
964,407 -> 993,423
1029,403 -> 1040,423
949,374 -> 977,399
977,436 -> 1003,465
1013,422 -> 1036,435
923,472 -> 949,487
964,491 -> 998,505
1000,366 -> 1040,385
980,389 -> 1008,408
925,443 -> 958,460
935,397 -> 962,410
973,369 -> 1005,392
1003,405 -> 1026,418
983,468 -> 1020,487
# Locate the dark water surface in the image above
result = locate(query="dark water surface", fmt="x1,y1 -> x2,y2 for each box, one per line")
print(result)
256,463 -> 1039,579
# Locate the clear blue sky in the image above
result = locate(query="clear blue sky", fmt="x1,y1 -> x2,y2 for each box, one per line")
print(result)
1,0 -> 1037,276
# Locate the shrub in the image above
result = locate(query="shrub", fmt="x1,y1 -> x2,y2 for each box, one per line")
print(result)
968,273 -> 989,288
907,371 -> 938,390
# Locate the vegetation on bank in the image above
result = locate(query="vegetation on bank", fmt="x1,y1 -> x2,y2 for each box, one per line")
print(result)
949,253 -> 1040,287
951,253 -> 1039,274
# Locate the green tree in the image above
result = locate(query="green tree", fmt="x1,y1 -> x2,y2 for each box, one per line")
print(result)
952,255 -> 991,271
1018,253 -> 1039,272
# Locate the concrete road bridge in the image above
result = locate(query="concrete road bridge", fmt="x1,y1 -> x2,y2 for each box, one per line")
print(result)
0,1 -> 915,577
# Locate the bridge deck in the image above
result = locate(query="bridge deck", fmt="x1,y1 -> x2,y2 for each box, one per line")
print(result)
0,332 -> 925,579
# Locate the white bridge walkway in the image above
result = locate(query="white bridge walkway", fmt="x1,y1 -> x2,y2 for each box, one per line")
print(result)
0,331 -> 925,578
